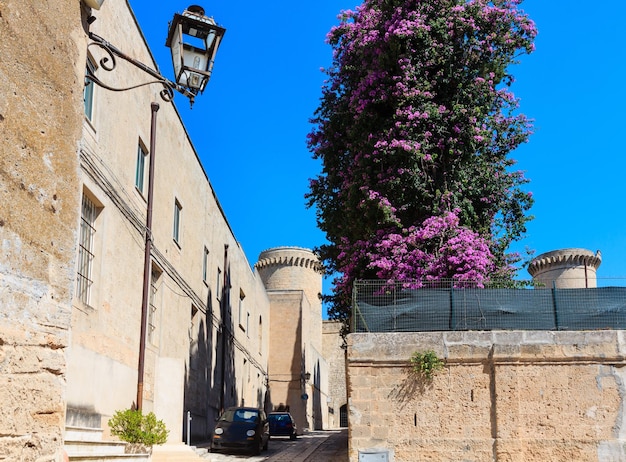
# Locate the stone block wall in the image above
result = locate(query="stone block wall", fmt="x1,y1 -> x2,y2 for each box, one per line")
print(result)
323,321 -> 347,429
0,0 -> 83,460
347,331 -> 626,462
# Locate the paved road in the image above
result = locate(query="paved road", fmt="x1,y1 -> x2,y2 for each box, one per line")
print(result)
201,429 -> 348,462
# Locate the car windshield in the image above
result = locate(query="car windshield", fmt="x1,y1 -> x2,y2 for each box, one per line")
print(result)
220,409 -> 259,423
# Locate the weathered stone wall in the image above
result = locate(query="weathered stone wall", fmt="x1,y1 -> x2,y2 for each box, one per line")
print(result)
0,0 -> 83,460
347,331 -> 626,462
323,321 -> 347,429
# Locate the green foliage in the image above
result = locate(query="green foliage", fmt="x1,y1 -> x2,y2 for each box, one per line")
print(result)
108,409 -> 169,447
410,350 -> 445,380
307,0 -> 537,324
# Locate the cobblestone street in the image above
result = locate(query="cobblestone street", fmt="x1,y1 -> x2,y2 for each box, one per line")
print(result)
200,429 -> 348,462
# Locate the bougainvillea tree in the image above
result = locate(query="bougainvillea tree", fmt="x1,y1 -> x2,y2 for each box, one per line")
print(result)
306,0 -> 537,322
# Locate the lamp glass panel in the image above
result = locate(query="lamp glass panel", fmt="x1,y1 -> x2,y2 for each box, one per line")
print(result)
170,25 -> 183,77
183,47 -> 209,72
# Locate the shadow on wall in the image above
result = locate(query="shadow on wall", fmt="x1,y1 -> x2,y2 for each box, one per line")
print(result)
268,312 -> 306,432
183,287 -> 213,443
219,258 -> 239,413
183,254 -> 238,443
388,368 -> 435,410
312,360 -> 323,430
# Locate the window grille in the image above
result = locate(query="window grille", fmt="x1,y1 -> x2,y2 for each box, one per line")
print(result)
148,268 -> 160,345
77,194 -> 96,305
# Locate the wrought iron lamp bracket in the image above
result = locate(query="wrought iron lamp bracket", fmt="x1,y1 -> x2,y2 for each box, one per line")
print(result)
86,32 -> 197,106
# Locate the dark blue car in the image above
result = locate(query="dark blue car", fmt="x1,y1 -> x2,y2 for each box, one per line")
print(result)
210,407 -> 269,455
268,412 -> 297,440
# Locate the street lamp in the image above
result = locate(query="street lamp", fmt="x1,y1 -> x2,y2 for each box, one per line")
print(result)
166,5 -> 226,97
86,5 -> 225,107
83,5 -> 225,410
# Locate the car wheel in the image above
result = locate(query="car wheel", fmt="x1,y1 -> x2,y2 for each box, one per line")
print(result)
290,433 -> 297,440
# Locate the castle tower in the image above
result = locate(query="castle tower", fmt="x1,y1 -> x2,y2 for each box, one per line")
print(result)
527,248 -> 602,289
255,247 -> 326,431
256,247 -> 323,312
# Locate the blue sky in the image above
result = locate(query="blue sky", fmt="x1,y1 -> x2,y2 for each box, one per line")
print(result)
126,0 -> 626,289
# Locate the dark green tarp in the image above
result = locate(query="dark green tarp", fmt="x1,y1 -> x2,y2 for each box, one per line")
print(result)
354,287 -> 626,332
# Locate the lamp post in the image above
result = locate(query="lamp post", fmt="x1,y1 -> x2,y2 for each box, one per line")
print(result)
84,5 -> 225,411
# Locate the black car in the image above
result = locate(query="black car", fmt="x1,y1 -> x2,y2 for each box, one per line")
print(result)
268,412 -> 297,440
210,407 -> 269,455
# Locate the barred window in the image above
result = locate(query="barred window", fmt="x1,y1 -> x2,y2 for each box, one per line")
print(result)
148,267 -> 161,345
77,194 -> 97,305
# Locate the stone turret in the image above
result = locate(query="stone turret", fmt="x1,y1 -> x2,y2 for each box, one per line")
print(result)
527,248 -> 602,288
255,247 -> 324,312
255,247 -> 326,431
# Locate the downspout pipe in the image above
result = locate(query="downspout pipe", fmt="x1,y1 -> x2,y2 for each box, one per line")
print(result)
137,102 -> 160,411
219,244 -> 229,414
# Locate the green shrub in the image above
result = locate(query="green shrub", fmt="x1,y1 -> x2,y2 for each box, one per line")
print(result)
108,409 -> 169,447
410,350 -> 445,380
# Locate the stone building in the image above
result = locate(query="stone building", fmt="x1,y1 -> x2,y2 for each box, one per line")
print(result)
255,247 -> 328,433
0,0 -> 336,459
68,0 -> 271,444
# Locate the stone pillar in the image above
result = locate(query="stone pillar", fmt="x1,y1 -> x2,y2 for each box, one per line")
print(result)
527,248 -> 602,288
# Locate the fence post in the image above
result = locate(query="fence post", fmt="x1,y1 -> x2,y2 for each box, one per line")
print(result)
393,281 -> 397,332
449,280 -> 454,330
552,281 -> 559,330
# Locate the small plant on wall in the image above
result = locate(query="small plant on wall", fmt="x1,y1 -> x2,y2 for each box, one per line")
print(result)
410,350 -> 445,380
108,409 -> 169,454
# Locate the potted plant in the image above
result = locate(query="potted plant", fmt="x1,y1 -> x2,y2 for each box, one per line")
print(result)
108,409 -> 169,455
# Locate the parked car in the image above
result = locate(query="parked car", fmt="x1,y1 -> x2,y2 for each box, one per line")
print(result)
268,411 -> 297,440
210,407 -> 269,455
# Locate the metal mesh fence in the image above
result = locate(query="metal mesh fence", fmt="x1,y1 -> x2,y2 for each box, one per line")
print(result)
352,279 -> 626,332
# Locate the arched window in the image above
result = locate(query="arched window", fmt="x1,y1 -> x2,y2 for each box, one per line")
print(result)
339,404 -> 348,428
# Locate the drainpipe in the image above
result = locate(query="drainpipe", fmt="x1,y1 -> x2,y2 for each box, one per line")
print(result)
219,244 -> 229,414
137,102 -> 160,411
